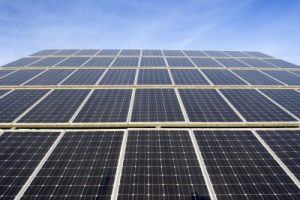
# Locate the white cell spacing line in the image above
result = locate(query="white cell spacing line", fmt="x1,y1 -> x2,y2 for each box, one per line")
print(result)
14,130 -> 65,200
251,130 -> 300,189
133,69 -> 139,85
174,88 -> 190,123
229,70 -> 252,85
57,68 -> 79,85
181,50 -> 197,68
162,50 -> 170,69
216,89 -> 247,122
188,130 -> 217,200
79,55 -> 94,67
111,130 -> 128,200
167,68 -> 175,85
20,69 -> 49,86
258,70 -> 288,86
95,68 -> 109,85
52,56 -> 71,67
137,49 -> 142,67
258,58 -> 281,68
232,57 -> 255,68
0,89 -> 15,99
289,71 -> 300,78
256,89 -> 300,121
0,70 -> 19,79
197,69 -> 214,85
22,57 -> 45,68
127,88 -> 136,123
13,89 -> 54,123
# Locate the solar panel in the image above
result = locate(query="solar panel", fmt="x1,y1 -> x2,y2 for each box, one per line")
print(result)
0,90 -> 48,123
257,130 -> 300,180
0,89 -> 9,97
28,57 -> 66,67
112,57 -> 139,67
74,89 -> 132,122
179,89 -> 242,122
290,70 -> 300,76
83,57 -> 114,67
223,51 -> 252,57
244,51 -> 273,58
99,69 -> 135,85
202,69 -> 247,85
22,131 -> 123,199
194,130 -> 300,200
18,89 -> 89,123
215,58 -> 250,67
262,70 -> 300,85
0,131 -> 60,200
30,49 -> 59,56
142,49 -> 163,56
118,130 -> 210,199
120,49 -> 141,56
0,70 -> 44,85
74,49 -> 99,56
171,69 -> 209,85
262,59 -> 300,68
61,69 -> 105,85
261,89 -> 300,118
137,69 -> 171,85
239,58 -> 276,68
131,89 -> 184,122
1,57 -> 41,67
163,50 -> 184,56
183,50 -> 207,57
232,70 -> 282,85
166,57 -> 194,67
97,49 -> 120,56
191,58 -> 223,67
140,57 -> 166,67
25,69 -> 74,85
0,70 -> 15,78
52,49 -> 79,56
220,89 -> 297,121
203,51 -> 230,57
55,57 -> 90,67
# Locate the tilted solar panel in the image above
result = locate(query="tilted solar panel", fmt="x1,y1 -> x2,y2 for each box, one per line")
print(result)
28,57 -> 66,67
140,57 -> 166,67
232,70 -> 283,85
25,69 -> 74,85
202,69 -> 247,85
171,69 -> 209,85
137,69 -> 171,85
99,69 -> 136,85
1,57 -> 42,67
83,57 -> 114,67
166,57 -> 194,67
61,69 -> 105,85
262,70 -> 300,85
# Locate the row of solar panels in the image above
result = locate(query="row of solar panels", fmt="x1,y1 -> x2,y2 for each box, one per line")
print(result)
2,56 -> 299,69
1,68 -> 300,86
0,88 -> 299,124
30,49 -> 274,57
1,129 -> 299,199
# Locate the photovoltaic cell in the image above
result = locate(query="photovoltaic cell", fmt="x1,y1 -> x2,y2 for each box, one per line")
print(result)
223,51 -> 252,57
179,89 -> 242,122
74,49 -> 99,56
0,131 -> 60,200
1,57 -> 42,67
239,58 -> 276,68
22,131 -> 123,200
142,49 -> 163,56
0,90 -> 9,97
233,70 -> 282,85
257,130 -> 300,180
28,57 -> 66,67
262,59 -> 300,68
261,89 -> 300,118
290,71 -> 300,76
137,69 -> 171,85
112,57 -> 139,67
194,130 -> 300,200
0,90 -> 48,123
18,89 -> 89,123
191,58 -> 223,67
171,69 -> 209,85
220,89 -> 296,121
83,57 -> 114,67
262,70 -> 300,85
53,49 -> 79,56
0,70 -> 15,78
215,58 -> 250,67
244,51 -> 273,58
0,70 -> 44,85
166,57 -> 194,67
131,89 -> 184,122
99,69 -> 135,85
97,49 -> 120,56
25,69 -> 74,85
120,49 -> 141,56
30,49 -> 59,56
140,57 -> 166,67
74,89 -> 132,122
183,50 -> 207,57
118,130 -> 210,200
163,50 -> 184,56
202,69 -> 247,85
203,51 -> 230,57
61,69 -> 105,85
55,57 -> 90,67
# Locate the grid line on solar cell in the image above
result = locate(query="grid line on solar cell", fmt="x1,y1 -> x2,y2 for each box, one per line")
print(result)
220,89 -> 297,121
183,50 -> 207,57
238,58 -> 276,68
74,49 -> 99,56
140,57 -> 166,67
202,69 -> 247,85
61,69 -> 105,85
118,130 -> 210,200
120,49 -> 141,56
30,49 -> 60,56
290,71 -> 300,76
83,57 -> 114,67
261,89 -> 300,118
21,131 -> 123,199
0,131 -> 60,200
262,59 -> 300,68
0,90 -> 10,97
215,58 -> 250,67
53,49 -> 79,56
55,57 -> 90,67
131,89 -> 185,122
97,49 -> 120,56
171,69 -> 209,85
262,70 -> 300,85
99,69 -> 136,85
203,51 -> 230,57
0,90 -> 48,123
166,57 -> 195,67
233,70 -> 282,85
163,50 -> 184,56
74,89 -> 132,122
179,89 -> 242,122
28,57 -> 66,67
112,57 -> 139,67
194,130 -> 300,200
142,49 -> 163,56
18,90 -> 89,123
257,130 -> 300,180
25,69 -> 74,85
1,57 -> 42,67
191,58 -> 223,67
0,70 -> 44,85
0,70 -> 16,78
137,69 -> 171,84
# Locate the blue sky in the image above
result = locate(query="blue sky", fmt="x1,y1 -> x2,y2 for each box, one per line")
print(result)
0,0 -> 299,65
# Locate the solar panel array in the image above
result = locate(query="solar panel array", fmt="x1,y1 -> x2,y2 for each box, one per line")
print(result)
1,49 -> 300,199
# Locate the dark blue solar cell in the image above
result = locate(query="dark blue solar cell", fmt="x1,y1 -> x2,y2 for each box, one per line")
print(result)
166,57 -> 194,67
191,58 -> 223,67
53,49 -> 80,55
99,69 -> 136,85
28,57 -> 66,67
202,69 -> 247,85
183,50 -> 207,57
56,57 -> 90,67
233,70 -> 283,85
215,58 -> 250,67
97,49 -> 120,56
244,51 -> 273,58
171,69 -> 209,85
30,49 -> 60,56
223,51 -> 252,57
74,49 -> 99,56
163,50 -> 184,56
204,51 -> 230,57
61,69 -> 105,85
2,57 -> 42,67
142,49 -> 163,56
120,49 -> 141,56
0,70 -> 15,78
25,69 -> 74,85
83,57 -> 114,67
112,57 -> 139,67
239,58 -> 276,68
137,69 -> 171,84
0,70 -> 44,85
262,59 -> 300,68
140,57 -> 166,67
262,70 -> 300,85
